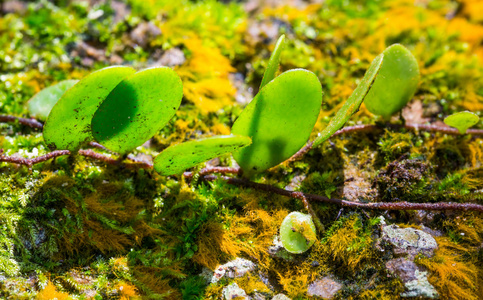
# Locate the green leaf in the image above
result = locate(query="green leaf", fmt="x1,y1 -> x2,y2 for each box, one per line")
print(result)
27,80 -> 78,121
444,111 -> 479,134
280,212 -> 316,254
313,53 -> 384,147
363,44 -> 420,119
260,34 -> 285,89
232,69 -> 323,176
91,67 -> 183,155
153,135 -> 252,176
43,66 -> 136,151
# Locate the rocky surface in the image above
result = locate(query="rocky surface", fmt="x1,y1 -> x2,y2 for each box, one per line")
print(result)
211,258 -> 257,283
379,219 -> 439,299
381,224 -> 438,258
306,277 -> 343,299
223,282 -> 249,300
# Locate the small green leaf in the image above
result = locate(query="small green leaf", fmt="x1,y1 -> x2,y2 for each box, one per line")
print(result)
364,44 -> 420,119
280,212 -> 316,254
27,80 -> 78,121
43,66 -> 136,151
444,111 -> 479,134
260,34 -> 285,89
92,67 -> 183,155
153,135 -> 252,176
313,53 -> 384,147
232,69 -> 323,176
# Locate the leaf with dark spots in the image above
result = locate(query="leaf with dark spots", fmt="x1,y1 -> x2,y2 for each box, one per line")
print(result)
43,66 -> 135,151
91,67 -> 183,155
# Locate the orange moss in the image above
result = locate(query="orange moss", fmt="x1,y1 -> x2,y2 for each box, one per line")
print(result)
203,283 -> 224,299
235,274 -> 271,295
416,237 -> 479,300
192,221 -> 242,269
115,281 -> 140,300
176,38 -> 236,113
276,268 -> 309,298
132,266 -> 181,299
324,217 -> 374,273
36,281 -> 71,300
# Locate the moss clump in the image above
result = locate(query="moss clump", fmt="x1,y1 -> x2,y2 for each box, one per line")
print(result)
373,158 -> 431,202
415,237 -> 479,300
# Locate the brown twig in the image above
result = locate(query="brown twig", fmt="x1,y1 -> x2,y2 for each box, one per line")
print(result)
0,115 -> 44,129
0,149 -> 152,169
183,166 -> 241,178
194,175 -> 483,213
289,123 -> 483,161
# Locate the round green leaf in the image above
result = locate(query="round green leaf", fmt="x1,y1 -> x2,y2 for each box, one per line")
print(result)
364,44 -> 420,119
280,212 -> 316,254
232,69 -> 323,176
153,135 -> 252,176
91,67 -> 183,155
444,111 -> 479,134
27,79 -> 78,121
313,53 -> 384,147
43,66 -> 136,151
260,34 -> 285,89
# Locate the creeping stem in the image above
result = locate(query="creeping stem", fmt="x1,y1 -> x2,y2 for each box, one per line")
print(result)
190,174 -> 483,213
1,115 -> 483,212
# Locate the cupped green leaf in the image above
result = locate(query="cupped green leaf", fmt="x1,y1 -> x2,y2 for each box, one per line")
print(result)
232,69 -> 323,176
364,44 -> 420,119
280,212 -> 316,254
153,135 -> 252,176
27,79 -> 78,121
43,66 -> 136,151
91,67 -> 183,155
313,53 -> 384,147
444,111 -> 479,134
260,34 -> 285,89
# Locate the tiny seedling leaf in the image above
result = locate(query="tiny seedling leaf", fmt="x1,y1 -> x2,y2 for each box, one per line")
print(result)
444,111 -> 479,134
313,53 -> 384,147
91,67 -> 183,155
153,135 -> 252,176
232,69 -> 323,176
280,212 -> 316,254
260,34 -> 285,89
27,79 -> 78,121
363,44 -> 420,119
43,66 -> 136,151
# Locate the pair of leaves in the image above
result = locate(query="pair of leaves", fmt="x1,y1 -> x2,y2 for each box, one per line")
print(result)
156,34 -> 324,176
39,66 -> 250,175
43,66 -> 183,155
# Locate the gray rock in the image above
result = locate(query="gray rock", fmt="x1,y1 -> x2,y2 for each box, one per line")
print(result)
200,267 -> 214,284
130,22 -> 161,47
400,269 -> 439,299
381,224 -> 438,258
212,258 -> 256,283
267,236 -> 296,262
386,258 -> 419,282
158,48 -> 186,67
271,294 -> 291,300
222,283 -> 249,300
307,277 -> 343,299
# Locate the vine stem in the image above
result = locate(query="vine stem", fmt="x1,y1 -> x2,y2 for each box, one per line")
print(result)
0,149 -> 153,169
190,174 -> 483,213
1,114 -> 483,212
289,123 -> 483,161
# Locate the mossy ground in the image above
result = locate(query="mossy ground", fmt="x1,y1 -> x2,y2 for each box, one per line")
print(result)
1,0 -> 483,299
